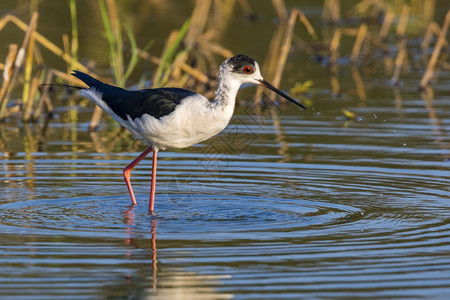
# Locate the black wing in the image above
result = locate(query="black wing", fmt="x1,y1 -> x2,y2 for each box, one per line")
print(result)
72,71 -> 197,120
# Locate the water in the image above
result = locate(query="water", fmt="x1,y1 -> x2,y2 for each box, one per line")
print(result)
1,76 -> 449,298
1,1 -> 450,298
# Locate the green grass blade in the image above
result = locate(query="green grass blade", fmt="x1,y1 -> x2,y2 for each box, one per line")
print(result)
153,18 -> 191,87
123,21 -> 153,83
69,0 -> 78,69
99,0 -> 120,84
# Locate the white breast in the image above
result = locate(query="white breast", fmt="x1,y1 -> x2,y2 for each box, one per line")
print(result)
126,94 -> 235,150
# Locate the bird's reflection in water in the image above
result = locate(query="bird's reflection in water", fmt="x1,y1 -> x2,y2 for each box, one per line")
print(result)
121,208 -> 233,299
123,206 -> 158,290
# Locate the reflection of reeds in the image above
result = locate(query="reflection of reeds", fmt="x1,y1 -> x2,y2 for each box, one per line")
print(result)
390,39 -> 407,85
420,9 -> 450,89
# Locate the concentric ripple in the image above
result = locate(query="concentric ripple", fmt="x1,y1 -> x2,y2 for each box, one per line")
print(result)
0,194 -> 364,237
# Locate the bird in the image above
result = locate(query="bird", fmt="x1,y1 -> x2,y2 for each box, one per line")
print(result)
72,54 -> 306,213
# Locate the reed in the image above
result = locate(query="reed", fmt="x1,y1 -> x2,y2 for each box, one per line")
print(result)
254,8 -> 316,105
0,44 -> 18,119
421,22 -> 440,59
152,18 -> 191,88
378,10 -> 395,40
396,5 -> 410,37
273,9 -> 316,89
271,0 -> 288,22
0,12 -> 40,120
328,29 -> 342,66
69,0 -> 79,71
420,9 -> 450,89
0,0 -> 447,124
350,24 -> 368,63
99,0 -> 123,85
21,12 -> 38,121
322,0 -> 340,24
0,14 -> 88,73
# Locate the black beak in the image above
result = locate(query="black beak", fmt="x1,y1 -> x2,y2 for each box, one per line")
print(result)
258,79 -> 306,110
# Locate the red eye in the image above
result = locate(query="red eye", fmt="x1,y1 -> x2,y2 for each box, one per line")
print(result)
243,66 -> 253,74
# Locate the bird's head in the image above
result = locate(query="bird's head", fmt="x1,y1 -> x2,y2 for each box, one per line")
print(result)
219,55 -> 306,110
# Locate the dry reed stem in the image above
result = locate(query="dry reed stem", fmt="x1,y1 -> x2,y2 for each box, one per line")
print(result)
254,9 -> 316,105
212,0 -> 238,37
421,22 -> 440,59
379,10 -> 395,39
59,65 -> 103,130
0,14 -> 89,73
34,44 -> 44,65
339,28 -> 359,36
62,34 -> 71,73
167,51 -> 193,86
186,0 -> 211,45
69,0 -> 79,70
271,0 -> 288,22
322,0 -> 340,23
0,12 -> 39,120
236,0 -> 253,16
35,68 -> 84,121
22,12 -> 39,120
272,9 -> 317,92
0,44 -> 18,119
350,23 -> 368,63
420,9 -> 450,89
199,40 -> 234,58
138,50 -> 209,84
33,70 -> 55,120
352,0 -> 384,15
329,29 -> 342,66
23,74 -> 41,121
396,5 -> 410,37
253,25 -> 285,104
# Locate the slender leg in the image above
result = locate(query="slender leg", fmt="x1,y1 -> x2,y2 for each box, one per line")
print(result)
123,146 -> 153,205
149,150 -> 158,212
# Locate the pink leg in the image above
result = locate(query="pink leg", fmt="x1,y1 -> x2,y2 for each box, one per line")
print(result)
123,146 -> 153,205
149,150 -> 158,212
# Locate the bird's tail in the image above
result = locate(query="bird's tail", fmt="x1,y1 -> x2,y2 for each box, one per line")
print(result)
71,70 -> 108,89
71,70 -> 127,98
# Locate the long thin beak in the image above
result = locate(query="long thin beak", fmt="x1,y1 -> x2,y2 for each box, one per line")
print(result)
258,79 -> 307,110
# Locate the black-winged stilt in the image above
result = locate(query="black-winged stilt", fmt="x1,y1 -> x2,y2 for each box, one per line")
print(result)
73,55 -> 306,213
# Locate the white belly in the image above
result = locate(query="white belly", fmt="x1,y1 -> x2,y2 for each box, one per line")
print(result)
126,95 -> 234,150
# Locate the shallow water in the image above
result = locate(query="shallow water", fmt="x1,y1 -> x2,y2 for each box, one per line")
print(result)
1,0 -> 450,298
1,73 -> 449,298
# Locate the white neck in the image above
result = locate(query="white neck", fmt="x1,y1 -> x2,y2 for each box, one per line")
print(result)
213,72 -> 241,108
